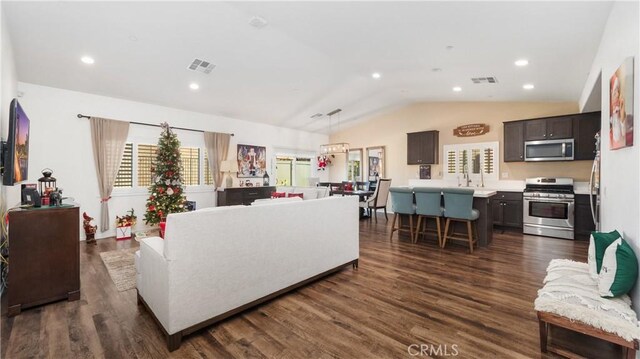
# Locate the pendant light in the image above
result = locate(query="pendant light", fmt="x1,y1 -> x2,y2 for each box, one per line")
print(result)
320,109 -> 350,154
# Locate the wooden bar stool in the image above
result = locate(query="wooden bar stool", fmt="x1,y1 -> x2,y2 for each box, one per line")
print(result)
413,187 -> 444,246
389,187 -> 416,241
441,188 -> 478,253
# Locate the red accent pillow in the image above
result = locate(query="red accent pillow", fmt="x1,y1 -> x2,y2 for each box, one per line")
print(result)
159,222 -> 166,239
271,192 -> 286,198
344,182 -> 353,191
287,193 -> 304,199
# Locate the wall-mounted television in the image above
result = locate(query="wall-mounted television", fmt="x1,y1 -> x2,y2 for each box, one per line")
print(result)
2,99 -> 30,186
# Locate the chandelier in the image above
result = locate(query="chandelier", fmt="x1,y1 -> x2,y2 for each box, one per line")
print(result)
319,108 -> 350,154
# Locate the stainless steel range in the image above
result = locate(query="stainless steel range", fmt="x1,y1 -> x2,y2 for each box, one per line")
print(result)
522,177 -> 575,240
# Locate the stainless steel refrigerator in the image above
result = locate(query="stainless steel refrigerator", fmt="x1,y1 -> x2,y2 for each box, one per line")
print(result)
589,132 -> 601,231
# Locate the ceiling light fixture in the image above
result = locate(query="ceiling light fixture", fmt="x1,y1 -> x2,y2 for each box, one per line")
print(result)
189,83 -> 200,90
515,59 -> 529,67
453,86 -> 462,92
523,84 -> 535,90
81,56 -> 95,65
320,109 -> 350,154
371,72 -> 382,79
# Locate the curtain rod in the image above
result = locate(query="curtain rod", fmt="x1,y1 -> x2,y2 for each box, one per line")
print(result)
77,114 -> 234,136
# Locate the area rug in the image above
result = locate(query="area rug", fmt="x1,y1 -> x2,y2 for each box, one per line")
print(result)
99,247 -> 138,292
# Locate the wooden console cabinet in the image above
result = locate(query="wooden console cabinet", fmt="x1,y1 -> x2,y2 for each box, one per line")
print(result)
217,186 -> 276,206
7,206 -> 80,316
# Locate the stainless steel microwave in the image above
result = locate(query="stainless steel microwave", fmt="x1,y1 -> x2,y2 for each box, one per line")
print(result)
524,138 -> 574,161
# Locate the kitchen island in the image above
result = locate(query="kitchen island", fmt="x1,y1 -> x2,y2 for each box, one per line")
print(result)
399,188 -> 496,248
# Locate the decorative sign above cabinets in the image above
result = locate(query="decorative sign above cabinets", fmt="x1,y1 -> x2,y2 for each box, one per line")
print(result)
453,124 -> 490,137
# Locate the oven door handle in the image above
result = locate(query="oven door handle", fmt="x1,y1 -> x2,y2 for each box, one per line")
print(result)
524,198 -> 574,205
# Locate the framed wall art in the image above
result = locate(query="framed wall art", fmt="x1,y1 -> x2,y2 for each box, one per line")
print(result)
609,57 -> 634,150
237,144 -> 267,178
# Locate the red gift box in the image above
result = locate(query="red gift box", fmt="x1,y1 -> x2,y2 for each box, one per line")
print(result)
159,222 -> 166,239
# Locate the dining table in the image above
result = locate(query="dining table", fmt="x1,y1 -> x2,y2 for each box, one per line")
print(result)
341,190 -> 375,219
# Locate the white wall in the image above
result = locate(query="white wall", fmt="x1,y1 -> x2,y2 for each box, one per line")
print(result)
0,7 -> 19,213
580,1 -> 640,313
8,83 -> 329,239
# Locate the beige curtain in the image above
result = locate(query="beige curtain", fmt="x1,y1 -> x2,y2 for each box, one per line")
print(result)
204,132 -> 231,188
90,117 -> 130,232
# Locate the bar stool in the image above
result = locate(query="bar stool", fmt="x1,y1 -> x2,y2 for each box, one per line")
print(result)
413,187 -> 444,246
389,187 -> 416,241
442,188 -> 478,253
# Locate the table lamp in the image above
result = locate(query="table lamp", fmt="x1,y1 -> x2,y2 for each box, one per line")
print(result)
220,160 -> 236,188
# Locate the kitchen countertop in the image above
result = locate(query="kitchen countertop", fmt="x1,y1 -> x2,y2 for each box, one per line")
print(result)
407,179 -> 590,196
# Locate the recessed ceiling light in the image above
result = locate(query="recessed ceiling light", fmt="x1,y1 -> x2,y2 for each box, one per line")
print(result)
523,84 -> 535,90
129,35 -> 138,42
189,83 -> 200,90
431,68 -> 442,72
453,86 -> 462,92
249,16 -> 268,29
515,59 -> 529,67
446,45 -> 454,50
81,56 -> 95,65
371,72 -> 382,79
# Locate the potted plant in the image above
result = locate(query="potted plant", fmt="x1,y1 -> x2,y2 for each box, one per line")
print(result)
115,208 -> 137,240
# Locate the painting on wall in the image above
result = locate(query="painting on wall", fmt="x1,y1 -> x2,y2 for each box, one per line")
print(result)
369,156 -> 380,177
237,144 -> 267,178
609,57 -> 634,150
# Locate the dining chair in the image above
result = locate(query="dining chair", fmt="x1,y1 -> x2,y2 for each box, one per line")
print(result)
441,188 -> 478,253
413,187 -> 444,246
389,187 -> 416,241
359,178 -> 391,222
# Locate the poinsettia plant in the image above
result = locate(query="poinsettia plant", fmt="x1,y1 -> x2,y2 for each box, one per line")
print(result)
116,208 -> 137,227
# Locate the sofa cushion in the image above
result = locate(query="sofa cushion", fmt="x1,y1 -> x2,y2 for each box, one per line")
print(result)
588,230 -> 622,279
252,197 -> 303,206
598,238 -> 639,298
271,192 -> 286,198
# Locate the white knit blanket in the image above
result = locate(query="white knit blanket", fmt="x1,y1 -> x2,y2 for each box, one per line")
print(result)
534,259 -> 640,341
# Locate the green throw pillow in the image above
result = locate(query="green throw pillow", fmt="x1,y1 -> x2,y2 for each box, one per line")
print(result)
588,230 -> 622,279
598,238 -> 639,298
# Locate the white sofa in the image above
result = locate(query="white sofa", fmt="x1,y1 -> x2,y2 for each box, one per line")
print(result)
135,196 -> 359,351
275,185 -> 330,200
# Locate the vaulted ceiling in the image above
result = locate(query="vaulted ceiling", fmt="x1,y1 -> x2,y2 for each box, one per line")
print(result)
3,1 -> 611,132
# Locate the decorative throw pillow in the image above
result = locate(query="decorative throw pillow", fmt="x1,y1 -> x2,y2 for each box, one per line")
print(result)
588,230 -> 622,279
271,192 -> 286,198
598,238 -> 639,297
287,193 -> 304,199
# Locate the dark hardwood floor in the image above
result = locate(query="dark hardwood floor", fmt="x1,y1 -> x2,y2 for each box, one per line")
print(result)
1,218 -> 621,358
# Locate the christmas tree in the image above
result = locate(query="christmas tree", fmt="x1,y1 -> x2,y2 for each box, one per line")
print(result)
144,122 -> 187,225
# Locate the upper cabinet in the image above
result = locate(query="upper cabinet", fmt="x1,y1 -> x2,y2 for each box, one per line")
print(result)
524,116 -> 573,141
504,122 -> 524,162
504,111 -> 600,162
573,112 -> 601,160
407,130 -> 439,164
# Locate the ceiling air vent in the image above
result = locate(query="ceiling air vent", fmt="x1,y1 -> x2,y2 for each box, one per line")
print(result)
188,59 -> 216,74
471,77 -> 498,84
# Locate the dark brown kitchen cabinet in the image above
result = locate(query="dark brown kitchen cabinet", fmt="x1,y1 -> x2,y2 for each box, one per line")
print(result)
547,117 -> 573,139
573,112 -> 601,160
524,116 -> 572,141
524,120 -> 548,141
407,130 -> 439,164
492,191 -> 523,228
504,121 -> 524,162
504,111 -> 600,162
575,194 -> 596,240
